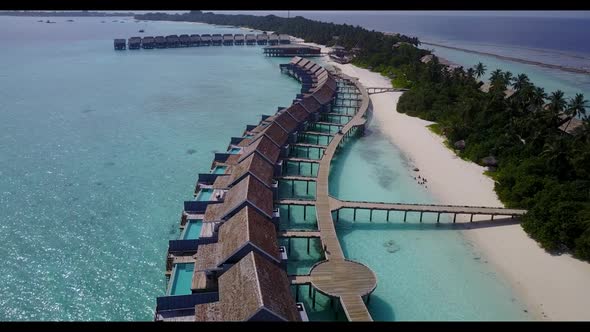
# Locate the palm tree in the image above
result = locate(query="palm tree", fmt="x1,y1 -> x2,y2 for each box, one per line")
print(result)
548,90 -> 566,111
528,86 -> 547,113
489,69 -> 503,83
466,67 -> 475,80
564,93 -> 589,132
503,71 -> 513,86
474,62 -> 487,79
512,73 -> 531,92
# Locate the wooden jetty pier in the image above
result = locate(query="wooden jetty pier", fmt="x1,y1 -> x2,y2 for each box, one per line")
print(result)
114,33 -> 290,51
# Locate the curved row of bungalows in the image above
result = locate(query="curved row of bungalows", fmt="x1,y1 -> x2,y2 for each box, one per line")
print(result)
256,33 -> 268,45
245,34 -> 256,45
179,34 -> 191,47
114,38 -> 126,50
200,34 -> 211,46
128,37 -> 141,50
156,57 -> 337,322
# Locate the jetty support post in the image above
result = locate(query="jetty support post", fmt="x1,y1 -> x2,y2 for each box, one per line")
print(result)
404,210 -> 407,222
420,212 -> 423,223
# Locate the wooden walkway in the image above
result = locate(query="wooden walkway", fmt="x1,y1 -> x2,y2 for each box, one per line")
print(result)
282,157 -> 321,164
366,87 -> 409,95
313,74 -> 374,321
278,230 -> 321,238
276,198 -> 316,206
276,175 -> 317,182
330,197 -> 527,219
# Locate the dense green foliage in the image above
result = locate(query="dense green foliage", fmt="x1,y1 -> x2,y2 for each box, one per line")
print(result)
137,11 -> 590,260
135,11 -> 420,52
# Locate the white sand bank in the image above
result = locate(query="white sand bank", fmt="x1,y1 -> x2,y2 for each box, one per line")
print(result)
324,60 -> 590,321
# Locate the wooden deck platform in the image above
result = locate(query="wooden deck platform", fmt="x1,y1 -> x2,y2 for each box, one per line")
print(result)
276,198 -> 316,206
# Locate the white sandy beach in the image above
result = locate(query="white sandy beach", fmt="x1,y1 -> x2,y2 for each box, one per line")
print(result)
316,55 -> 590,321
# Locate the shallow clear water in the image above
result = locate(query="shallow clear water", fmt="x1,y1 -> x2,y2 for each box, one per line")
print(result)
0,16 -> 300,321
182,220 -> 203,240
168,263 -> 194,296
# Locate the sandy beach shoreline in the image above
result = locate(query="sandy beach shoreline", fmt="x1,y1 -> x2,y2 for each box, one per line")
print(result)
297,45 -> 590,321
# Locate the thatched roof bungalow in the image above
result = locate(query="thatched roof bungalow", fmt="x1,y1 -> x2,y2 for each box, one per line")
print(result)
154,36 -> 166,48
245,34 -> 256,45
165,35 -> 180,48
195,251 -> 300,321
256,33 -> 268,45
268,34 -> 279,45
200,34 -> 212,46
222,34 -> 234,46
203,175 -> 274,222
234,34 -> 245,45
239,135 -> 281,166
179,34 -> 191,47
211,34 -> 222,46
189,34 -> 201,46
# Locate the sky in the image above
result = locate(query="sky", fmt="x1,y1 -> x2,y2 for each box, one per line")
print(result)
113,11 -> 590,19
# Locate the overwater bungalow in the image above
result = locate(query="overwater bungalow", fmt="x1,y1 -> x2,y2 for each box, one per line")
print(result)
233,34 -> 245,45
189,34 -> 201,46
268,34 -> 279,45
113,38 -> 126,50
239,135 -> 282,167
141,36 -> 154,49
263,44 -> 321,57
211,34 -> 222,46
154,36 -> 166,48
245,34 -> 256,45
128,37 -> 141,50
203,175 -> 275,222
256,33 -> 268,45
200,34 -> 211,46
165,35 -> 180,48
195,252 -> 300,321
192,207 -> 281,285
279,34 -> 291,44
179,34 -> 190,47
274,110 -> 301,133
222,34 -> 234,46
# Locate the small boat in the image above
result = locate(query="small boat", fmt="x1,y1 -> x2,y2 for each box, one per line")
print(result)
101,21 -> 105,23
37,20 -> 43,22
67,19 -> 74,22
139,29 -> 145,33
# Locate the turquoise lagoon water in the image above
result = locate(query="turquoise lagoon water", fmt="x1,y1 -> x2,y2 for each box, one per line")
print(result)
0,17 -> 300,320
182,220 -> 203,240
0,16 -> 532,321
168,263 -> 194,296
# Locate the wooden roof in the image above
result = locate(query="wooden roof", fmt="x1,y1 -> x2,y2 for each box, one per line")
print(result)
227,152 -> 275,188
311,85 -> 336,105
300,95 -> 322,113
256,34 -> 269,40
195,301 -> 222,321
257,122 -> 289,147
214,251 -> 300,321
274,111 -> 300,133
286,103 -> 310,122
218,206 -> 280,264
239,136 -> 281,165
211,175 -> 274,221
289,56 -> 303,65
212,174 -> 233,189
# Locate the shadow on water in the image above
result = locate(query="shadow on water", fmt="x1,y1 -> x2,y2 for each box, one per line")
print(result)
334,216 -> 520,232
366,294 -> 396,321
